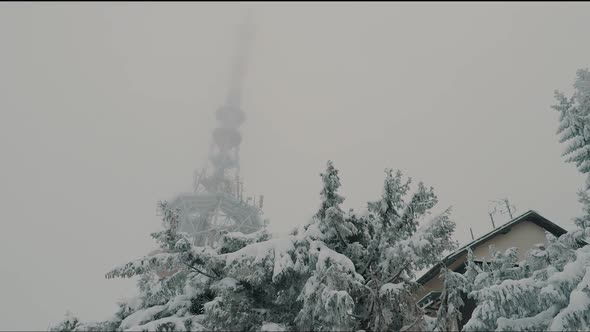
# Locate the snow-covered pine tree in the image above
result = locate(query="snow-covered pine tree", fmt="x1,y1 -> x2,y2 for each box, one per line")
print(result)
461,233 -> 588,331
100,201 -> 217,331
461,246 -> 528,331
114,208 -> 295,332
554,68 -> 590,189
204,162 -> 369,331
52,161 -> 456,332
52,162 -> 355,332
50,201 -> 215,331
353,169 -> 457,331
49,312 -> 83,332
208,232 -> 313,331
293,161 -> 457,332
310,160 -> 358,252
461,198 -> 590,332
52,201 -> 278,331
292,161 -> 365,331
434,267 -> 467,332
294,163 -> 458,332
294,240 -> 364,331
462,248 -> 481,294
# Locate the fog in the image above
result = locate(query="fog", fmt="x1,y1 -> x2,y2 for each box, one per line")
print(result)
1,2 -> 589,330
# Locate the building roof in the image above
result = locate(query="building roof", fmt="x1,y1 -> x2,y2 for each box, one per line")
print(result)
416,210 -> 568,285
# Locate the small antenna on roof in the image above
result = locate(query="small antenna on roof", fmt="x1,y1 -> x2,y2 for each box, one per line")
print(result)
487,201 -> 497,229
469,228 -> 475,241
492,197 -> 517,221
500,198 -> 516,219
488,197 -> 517,229
488,211 -> 496,229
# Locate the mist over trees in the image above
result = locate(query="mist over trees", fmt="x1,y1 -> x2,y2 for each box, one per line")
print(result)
51,161 -> 457,331
50,67 -> 590,332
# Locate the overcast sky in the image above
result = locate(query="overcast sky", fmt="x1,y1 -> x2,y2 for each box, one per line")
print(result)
1,2 -> 590,330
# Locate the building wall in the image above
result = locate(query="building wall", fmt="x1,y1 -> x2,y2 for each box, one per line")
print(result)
415,219 -> 549,301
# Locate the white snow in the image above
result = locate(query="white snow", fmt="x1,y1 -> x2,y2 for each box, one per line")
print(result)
311,240 -> 357,273
261,321 -> 287,331
223,236 -> 298,281
496,306 -> 559,331
119,305 -> 166,330
106,253 -> 180,279
302,223 -> 324,240
124,315 -> 205,332
379,282 -> 404,297
224,230 -> 266,241
212,277 -> 239,291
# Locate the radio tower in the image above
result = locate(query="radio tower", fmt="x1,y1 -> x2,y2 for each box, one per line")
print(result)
170,12 -> 266,246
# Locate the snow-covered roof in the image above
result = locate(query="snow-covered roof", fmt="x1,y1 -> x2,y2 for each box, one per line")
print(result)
416,210 -> 567,285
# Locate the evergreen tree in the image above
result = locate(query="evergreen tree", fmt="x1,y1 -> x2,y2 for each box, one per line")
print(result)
53,161 -> 456,332
554,68 -> 590,189
293,161 -> 366,331
435,267 -> 467,332
50,202 -> 215,331
294,241 -> 364,331
102,201 -> 215,331
462,202 -> 590,331
310,160 -> 357,252
462,246 -> 527,331
354,169 -> 457,331
49,312 -> 82,332
294,163 -> 457,332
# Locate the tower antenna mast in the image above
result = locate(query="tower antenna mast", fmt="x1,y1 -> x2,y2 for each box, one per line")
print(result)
171,10 -> 265,246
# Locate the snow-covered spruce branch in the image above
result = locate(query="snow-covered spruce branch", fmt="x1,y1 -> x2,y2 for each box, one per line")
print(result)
182,262 -> 217,280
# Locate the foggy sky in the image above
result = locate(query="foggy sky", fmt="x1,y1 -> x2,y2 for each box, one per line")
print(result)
1,2 -> 590,330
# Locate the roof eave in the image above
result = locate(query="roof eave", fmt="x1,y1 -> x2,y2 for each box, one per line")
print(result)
416,210 -> 567,285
